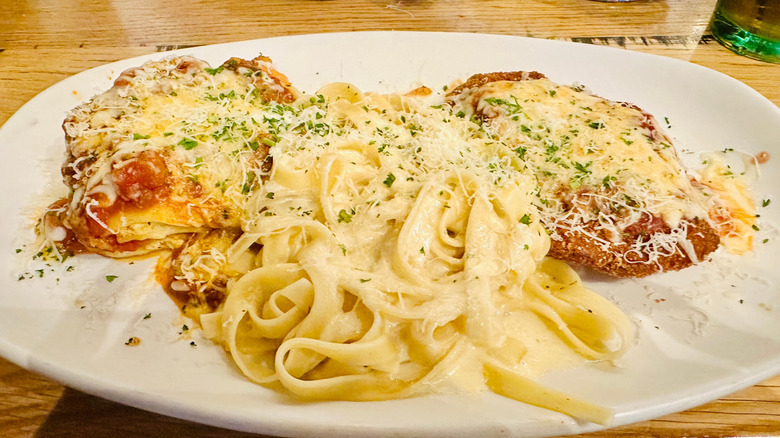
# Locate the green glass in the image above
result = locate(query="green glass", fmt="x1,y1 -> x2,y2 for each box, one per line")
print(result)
711,0 -> 780,63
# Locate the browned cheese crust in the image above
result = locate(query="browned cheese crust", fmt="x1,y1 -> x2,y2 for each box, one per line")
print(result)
447,71 -> 547,99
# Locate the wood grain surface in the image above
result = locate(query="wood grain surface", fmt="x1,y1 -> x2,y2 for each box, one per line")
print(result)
1,0 -> 779,437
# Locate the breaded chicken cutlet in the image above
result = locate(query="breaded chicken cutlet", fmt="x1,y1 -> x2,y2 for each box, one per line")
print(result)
446,72 -> 724,277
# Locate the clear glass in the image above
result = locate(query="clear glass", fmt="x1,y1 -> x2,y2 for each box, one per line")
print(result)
710,0 -> 780,63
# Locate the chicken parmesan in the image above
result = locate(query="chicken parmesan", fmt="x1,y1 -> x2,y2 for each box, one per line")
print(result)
445,72 -> 748,277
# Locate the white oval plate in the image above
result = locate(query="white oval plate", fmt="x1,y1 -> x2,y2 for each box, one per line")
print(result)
1,32 -> 779,437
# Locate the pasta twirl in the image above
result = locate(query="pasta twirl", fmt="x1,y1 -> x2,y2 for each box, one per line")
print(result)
199,84 -> 634,425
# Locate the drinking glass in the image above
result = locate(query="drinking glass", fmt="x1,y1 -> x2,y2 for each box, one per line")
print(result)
710,0 -> 780,63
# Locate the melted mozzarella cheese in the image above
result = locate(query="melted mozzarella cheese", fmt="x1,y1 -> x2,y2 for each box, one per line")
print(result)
470,79 -> 705,227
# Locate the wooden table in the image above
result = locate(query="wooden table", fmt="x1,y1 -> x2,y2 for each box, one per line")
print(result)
1,0 -> 778,436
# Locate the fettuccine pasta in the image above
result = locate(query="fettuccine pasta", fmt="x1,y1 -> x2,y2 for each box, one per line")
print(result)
197,85 -> 634,425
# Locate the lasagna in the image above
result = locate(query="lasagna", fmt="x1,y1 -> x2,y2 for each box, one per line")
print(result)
44,55 -> 298,257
